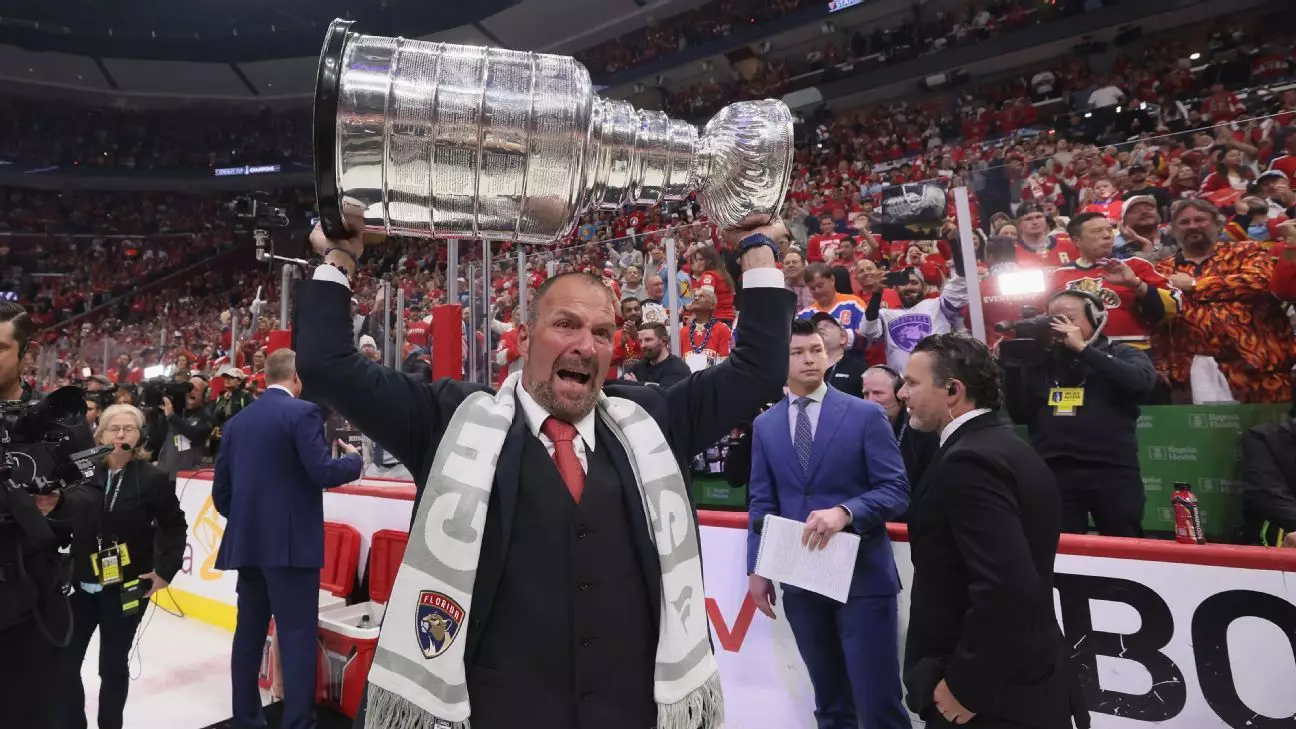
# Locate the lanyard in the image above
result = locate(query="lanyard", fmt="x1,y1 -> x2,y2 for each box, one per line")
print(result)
105,468 -> 125,513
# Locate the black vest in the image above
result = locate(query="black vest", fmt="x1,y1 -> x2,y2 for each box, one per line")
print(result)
468,427 -> 657,729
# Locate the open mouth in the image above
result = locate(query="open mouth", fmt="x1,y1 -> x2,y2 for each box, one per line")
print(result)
557,369 -> 591,385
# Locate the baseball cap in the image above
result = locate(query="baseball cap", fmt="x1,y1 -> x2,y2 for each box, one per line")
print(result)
1122,195 -> 1158,220
809,312 -> 842,328
218,365 -> 248,379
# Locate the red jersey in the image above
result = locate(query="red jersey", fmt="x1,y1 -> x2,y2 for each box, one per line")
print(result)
807,232 -> 846,263
1015,234 -> 1079,270
1050,259 -> 1179,345
693,269 -> 736,322
609,328 -> 641,380
679,319 -> 733,364
107,366 -> 143,385
1084,197 -> 1124,223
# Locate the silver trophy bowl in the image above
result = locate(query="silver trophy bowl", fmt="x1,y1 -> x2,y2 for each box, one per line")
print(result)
313,19 -> 794,244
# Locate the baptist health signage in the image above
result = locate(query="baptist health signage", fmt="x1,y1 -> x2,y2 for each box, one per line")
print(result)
1136,405 -> 1286,539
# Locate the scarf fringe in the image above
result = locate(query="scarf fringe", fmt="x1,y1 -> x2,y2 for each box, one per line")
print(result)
365,685 -> 470,729
658,672 -> 726,729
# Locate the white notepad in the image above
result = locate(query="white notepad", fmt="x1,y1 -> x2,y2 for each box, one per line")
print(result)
754,514 -> 860,603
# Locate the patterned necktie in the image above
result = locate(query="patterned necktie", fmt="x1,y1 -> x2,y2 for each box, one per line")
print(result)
542,417 -> 585,503
794,397 -> 814,476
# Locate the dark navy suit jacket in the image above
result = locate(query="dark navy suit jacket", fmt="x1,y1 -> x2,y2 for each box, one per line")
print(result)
746,385 -> 910,597
213,387 -> 364,570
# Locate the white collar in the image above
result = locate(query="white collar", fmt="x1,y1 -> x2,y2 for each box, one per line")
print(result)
516,380 -> 598,453
788,381 -> 829,406
268,384 -> 295,398
940,408 -> 993,447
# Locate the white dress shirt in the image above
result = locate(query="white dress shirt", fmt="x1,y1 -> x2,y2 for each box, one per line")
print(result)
786,382 -> 829,440
515,381 -> 597,474
267,384 -> 295,398
939,407 -> 993,447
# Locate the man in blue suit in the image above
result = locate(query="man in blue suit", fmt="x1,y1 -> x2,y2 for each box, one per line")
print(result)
214,348 -> 364,729
747,318 -> 911,729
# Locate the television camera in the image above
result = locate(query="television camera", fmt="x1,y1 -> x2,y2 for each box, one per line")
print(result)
139,377 -> 194,414
993,307 -> 1068,368
232,193 -> 290,229
0,387 -> 110,648
0,387 -> 111,503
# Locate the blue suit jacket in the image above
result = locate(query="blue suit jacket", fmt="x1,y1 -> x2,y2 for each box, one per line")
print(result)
746,386 -> 910,597
213,388 -> 364,570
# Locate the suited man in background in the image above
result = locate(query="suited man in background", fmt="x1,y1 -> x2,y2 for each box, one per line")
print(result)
861,364 -> 940,495
298,213 -> 793,729
747,318 -> 911,729
213,348 -> 363,729
898,333 -> 1082,729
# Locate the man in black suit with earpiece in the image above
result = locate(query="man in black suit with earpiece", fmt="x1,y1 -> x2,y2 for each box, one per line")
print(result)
898,334 -> 1088,729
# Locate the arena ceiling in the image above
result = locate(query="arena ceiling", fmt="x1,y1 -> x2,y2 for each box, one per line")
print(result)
0,0 -> 719,99
0,0 -> 704,63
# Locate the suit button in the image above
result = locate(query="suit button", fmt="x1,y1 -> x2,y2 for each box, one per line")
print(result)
580,690 -> 597,701
576,580 -> 593,591
576,526 -> 591,539
580,636 -> 594,648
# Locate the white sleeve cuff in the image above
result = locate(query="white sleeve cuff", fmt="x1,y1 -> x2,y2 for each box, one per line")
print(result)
742,268 -> 785,289
313,264 -> 352,290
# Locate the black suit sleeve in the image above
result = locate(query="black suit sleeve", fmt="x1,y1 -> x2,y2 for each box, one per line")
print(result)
294,278 -> 446,479
664,285 -> 794,458
1240,429 -> 1296,534
941,452 -> 1043,714
144,464 -> 188,583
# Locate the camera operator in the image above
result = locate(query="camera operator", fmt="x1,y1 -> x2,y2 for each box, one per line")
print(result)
154,375 -> 214,484
59,404 -> 187,729
1001,290 -> 1157,537
0,302 -> 102,729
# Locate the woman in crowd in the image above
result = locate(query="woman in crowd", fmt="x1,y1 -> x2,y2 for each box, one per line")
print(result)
689,245 -> 736,326
59,404 -> 187,729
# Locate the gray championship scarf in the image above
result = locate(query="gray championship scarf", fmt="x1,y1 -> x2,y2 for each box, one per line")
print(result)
365,371 -> 724,729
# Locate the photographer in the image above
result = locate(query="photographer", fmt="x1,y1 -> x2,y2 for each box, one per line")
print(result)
1002,290 -> 1157,537
0,302 -> 102,729
59,404 -> 187,729
153,375 -> 214,484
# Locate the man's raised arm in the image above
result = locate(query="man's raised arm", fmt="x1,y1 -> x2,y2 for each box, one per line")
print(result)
666,218 -> 795,457
293,216 -> 443,478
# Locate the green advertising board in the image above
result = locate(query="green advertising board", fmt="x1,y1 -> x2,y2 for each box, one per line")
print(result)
1135,404 -> 1288,540
692,476 -> 747,510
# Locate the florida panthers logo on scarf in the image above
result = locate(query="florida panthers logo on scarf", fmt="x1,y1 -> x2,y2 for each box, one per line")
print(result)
416,590 -> 465,659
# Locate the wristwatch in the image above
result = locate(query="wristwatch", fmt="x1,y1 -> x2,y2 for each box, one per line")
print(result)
738,233 -> 781,262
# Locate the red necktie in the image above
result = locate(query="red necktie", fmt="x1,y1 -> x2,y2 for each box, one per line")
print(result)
542,417 -> 585,503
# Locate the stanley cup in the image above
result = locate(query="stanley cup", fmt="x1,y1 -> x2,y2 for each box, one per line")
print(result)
313,19 -> 794,244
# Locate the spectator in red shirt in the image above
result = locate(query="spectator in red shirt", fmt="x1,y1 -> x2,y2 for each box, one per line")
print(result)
689,246 -> 736,325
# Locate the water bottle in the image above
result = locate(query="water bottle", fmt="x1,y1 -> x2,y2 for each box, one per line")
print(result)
1171,481 -> 1205,545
